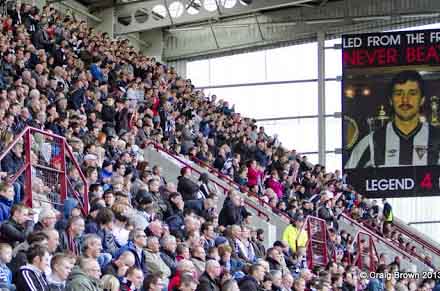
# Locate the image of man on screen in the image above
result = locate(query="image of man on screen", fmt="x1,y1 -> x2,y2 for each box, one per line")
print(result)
345,70 -> 440,168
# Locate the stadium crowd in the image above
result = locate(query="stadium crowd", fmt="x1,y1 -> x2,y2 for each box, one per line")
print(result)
0,1 -> 436,291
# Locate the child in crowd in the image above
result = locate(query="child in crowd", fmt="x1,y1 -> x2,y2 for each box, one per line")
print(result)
0,243 -> 13,290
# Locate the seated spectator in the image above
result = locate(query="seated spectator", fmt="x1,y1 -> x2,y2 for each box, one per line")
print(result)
0,204 -> 32,247
190,246 -> 206,278
238,263 -> 266,291
103,251 -> 136,277
168,259 -> 196,291
0,243 -> 13,290
176,274 -> 198,291
102,274 -> 120,291
120,266 -> 144,291
15,245 -> 50,291
0,182 -> 14,222
59,216 -> 84,256
161,235 -> 178,276
95,208 -> 119,257
66,257 -> 102,291
47,253 -> 74,290
144,236 -> 171,284
195,260 -> 221,291
115,229 -> 148,274
34,207 -> 58,231
143,273 -> 165,291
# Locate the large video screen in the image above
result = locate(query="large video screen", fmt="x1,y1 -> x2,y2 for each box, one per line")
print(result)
342,29 -> 440,198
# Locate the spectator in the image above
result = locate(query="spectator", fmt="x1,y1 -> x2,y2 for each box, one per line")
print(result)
195,260 -> 221,291
0,182 -> 14,222
66,257 -> 102,291
0,203 -> 32,247
15,245 -> 50,291
95,208 -> 119,257
101,274 -> 120,291
47,253 -> 74,290
161,235 -> 178,276
34,207 -> 58,231
143,273 -> 165,291
103,251 -> 135,277
190,246 -> 206,278
0,243 -> 13,290
59,216 -> 84,256
218,192 -> 243,227
144,236 -> 171,284
120,266 -> 144,291
177,274 -> 198,291
177,167 -> 200,201
168,259 -> 196,291
115,229 -> 148,274
238,263 -> 266,291
282,215 -> 308,254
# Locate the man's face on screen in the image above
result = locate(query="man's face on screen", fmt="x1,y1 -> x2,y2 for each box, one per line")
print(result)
391,80 -> 424,122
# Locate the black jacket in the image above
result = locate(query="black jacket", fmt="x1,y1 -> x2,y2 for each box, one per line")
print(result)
177,176 -> 199,201
196,272 -> 220,291
238,275 -> 260,291
0,219 -> 29,246
160,250 -> 177,276
15,264 -> 50,291
218,200 -> 243,227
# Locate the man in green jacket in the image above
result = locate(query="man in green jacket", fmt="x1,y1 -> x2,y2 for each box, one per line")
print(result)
66,257 -> 102,291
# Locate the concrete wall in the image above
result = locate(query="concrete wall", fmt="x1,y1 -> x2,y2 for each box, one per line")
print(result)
139,29 -> 164,61
93,7 -> 114,36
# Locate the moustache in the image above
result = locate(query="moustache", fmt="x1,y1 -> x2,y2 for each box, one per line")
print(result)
399,104 -> 413,110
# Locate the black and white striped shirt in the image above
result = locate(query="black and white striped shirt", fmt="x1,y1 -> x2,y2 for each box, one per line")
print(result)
345,121 -> 440,168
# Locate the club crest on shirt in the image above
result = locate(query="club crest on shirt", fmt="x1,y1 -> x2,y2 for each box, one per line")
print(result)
415,145 -> 428,160
387,149 -> 397,158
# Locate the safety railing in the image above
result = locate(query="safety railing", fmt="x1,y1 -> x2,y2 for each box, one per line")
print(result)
352,231 -> 378,272
0,127 -> 88,214
304,216 -> 329,269
392,221 -> 440,257
146,142 -> 271,222
339,214 -> 424,264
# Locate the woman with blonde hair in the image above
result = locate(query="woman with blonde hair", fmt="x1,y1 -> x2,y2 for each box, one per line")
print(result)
101,274 -> 120,291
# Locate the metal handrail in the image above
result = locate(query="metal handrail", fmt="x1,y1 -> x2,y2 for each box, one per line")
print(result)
340,213 -> 420,263
0,127 -> 89,214
145,142 -> 271,221
392,221 -> 440,257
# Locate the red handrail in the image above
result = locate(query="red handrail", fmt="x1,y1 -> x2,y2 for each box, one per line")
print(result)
392,221 -> 440,257
340,214 -> 422,263
352,231 -> 378,272
145,142 -> 271,222
0,127 -> 89,214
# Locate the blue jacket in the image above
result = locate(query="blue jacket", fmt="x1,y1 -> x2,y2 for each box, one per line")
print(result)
0,196 -> 12,223
0,263 -> 12,286
90,63 -> 103,82
114,241 -> 147,274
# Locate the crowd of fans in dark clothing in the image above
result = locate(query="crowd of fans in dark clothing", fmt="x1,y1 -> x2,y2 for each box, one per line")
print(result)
0,2 -> 437,291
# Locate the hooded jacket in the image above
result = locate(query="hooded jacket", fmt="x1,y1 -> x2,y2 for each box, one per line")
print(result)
15,264 -> 50,291
66,266 -> 102,291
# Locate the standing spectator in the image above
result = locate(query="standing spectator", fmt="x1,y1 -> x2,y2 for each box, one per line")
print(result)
66,258 -> 102,291
15,245 -> 50,291
218,192 -> 243,227
282,215 -> 308,254
177,167 -> 200,201
195,260 -> 221,291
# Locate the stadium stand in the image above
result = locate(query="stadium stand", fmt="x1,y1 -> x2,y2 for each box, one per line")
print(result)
0,1 -> 439,291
